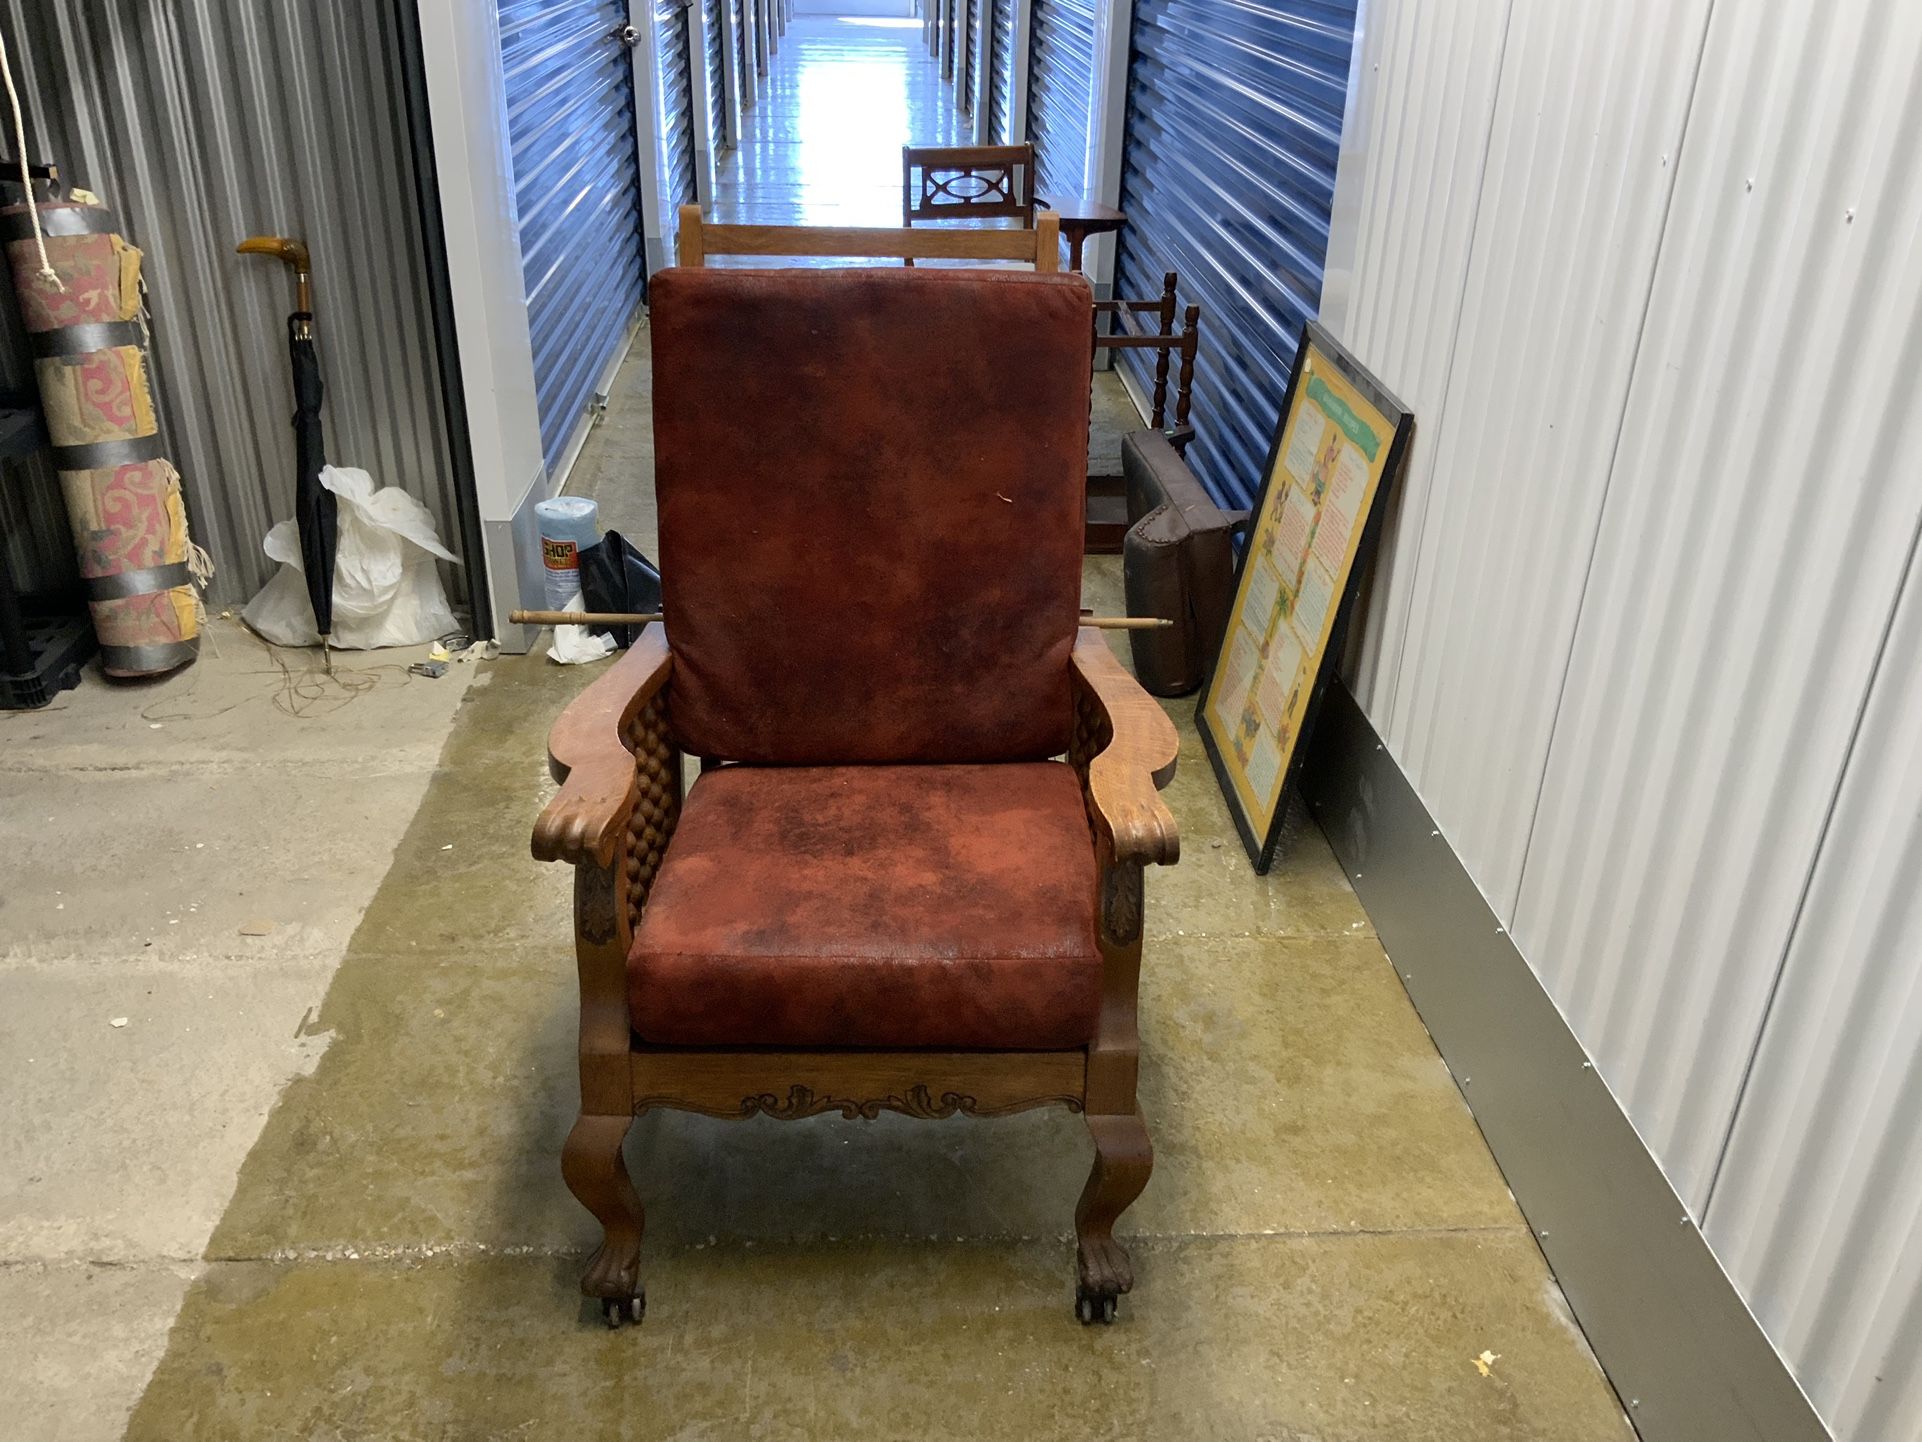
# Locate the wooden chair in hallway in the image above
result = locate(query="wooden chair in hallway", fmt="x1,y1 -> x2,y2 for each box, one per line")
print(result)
901,143 -> 1038,266
675,203 -> 1060,270
532,263 -> 1179,1328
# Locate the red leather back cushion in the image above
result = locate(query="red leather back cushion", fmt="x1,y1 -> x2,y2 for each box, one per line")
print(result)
651,265 -> 1093,764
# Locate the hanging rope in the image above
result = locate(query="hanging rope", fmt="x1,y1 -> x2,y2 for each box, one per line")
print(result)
0,19 -> 62,290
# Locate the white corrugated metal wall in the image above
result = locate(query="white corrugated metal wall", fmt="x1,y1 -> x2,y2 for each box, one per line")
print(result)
1322,0 -> 1922,1435
2,2 -> 464,607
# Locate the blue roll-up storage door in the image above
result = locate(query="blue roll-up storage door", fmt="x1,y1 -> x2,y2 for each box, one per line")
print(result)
499,0 -> 648,472
989,0 -> 1016,143
1026,0 -> 1095,203
1115,0 -> 1357,509
658,0 -> 698,213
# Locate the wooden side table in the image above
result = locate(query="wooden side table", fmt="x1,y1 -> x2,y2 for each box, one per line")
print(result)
1040,193 -> 1127,273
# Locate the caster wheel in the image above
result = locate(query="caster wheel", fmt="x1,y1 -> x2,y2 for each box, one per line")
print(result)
1075,1291 -> 1118,1325
601,1293 -> 645,1328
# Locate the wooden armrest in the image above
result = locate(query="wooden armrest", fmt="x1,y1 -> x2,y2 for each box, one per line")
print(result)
1072,628 -> 1180,867
532,626 -> 673,867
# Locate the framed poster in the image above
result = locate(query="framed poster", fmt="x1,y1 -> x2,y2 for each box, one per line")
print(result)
1197,320 -> 1413,871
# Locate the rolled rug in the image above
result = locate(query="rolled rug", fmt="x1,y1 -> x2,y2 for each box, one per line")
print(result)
2,195 -> 203,678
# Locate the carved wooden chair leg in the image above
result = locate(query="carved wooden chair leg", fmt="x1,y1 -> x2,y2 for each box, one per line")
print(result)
562,1112 -> 646,1327
1073,1105 -> 1153,1323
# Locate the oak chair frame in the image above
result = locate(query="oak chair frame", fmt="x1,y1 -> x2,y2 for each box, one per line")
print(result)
675,203 -> 1060,271
533,624 -> 1179,1326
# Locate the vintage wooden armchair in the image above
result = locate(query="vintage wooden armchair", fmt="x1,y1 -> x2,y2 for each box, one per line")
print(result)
532,264 -> 1179,1329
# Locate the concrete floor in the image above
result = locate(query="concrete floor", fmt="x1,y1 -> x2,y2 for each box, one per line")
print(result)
41,331 -> 1630,1438
0,472 -> 1634,1442
1,16 -> 1632,1441
0,626 -> 478,1439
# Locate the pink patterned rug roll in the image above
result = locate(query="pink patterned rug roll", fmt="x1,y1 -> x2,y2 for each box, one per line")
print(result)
3,197 -> 202,677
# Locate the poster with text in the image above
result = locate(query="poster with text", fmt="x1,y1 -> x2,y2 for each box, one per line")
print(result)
1198,326 -> 1410,868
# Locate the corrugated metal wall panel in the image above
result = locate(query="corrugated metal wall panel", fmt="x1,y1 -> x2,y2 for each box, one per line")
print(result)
1323,0 -> 1512,721
1025,0 -> 1095,204
959,0 -> 976,115
1363,0 -> 1709,908
741,0 -> 755,87
3,0 -> 459,606
501,0 -> 647,473
1112,0 -> 1356,511
989,0 -> 1015,143
1329,0 -> 1922,1432
1705,542 -> 1922,1441
1515,0 -> 1922,1217
657,0 -> 698,212
706,0 -> 728,151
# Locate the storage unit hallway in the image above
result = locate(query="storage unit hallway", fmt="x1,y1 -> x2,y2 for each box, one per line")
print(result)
715,10 -> 971,227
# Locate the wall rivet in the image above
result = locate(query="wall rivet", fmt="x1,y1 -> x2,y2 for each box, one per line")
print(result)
1745,178 -> 1754,191
1581,1061 -> 1593,1071
1846,208 -> 1856,222
1631,1399 -> 1641,1409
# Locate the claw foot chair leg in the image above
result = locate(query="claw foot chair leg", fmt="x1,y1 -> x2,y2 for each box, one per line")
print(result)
562,1112 -> 646,1327
1074,1106 -> 1152,1323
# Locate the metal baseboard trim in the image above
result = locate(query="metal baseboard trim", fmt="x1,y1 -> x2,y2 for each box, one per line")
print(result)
484,468 -> 548,656
1302,681 -> 1828,1442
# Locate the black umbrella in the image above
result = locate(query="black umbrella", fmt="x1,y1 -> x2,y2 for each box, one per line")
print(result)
239,235 -> 336,650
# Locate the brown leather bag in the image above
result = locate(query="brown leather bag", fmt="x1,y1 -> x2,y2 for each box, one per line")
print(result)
1122,430 -> 1241,696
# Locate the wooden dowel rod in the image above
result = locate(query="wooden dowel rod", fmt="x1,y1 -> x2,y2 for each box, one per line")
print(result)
512,610 -> 663,627
508,609 -> 1171,630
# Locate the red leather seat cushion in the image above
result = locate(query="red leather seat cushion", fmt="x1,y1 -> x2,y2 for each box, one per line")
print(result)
650,266 -> 1094,765
629,762 -> 1101,1049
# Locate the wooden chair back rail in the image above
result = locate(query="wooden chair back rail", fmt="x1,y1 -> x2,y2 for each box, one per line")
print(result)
677,204 -> 1059,271
1098,333 -> 1190,349
902,142 -> 1037,228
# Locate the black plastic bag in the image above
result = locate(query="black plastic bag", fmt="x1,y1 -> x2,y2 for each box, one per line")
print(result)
576,529 -> 663,649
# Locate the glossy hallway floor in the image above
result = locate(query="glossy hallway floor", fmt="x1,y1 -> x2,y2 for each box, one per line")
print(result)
27,14 -> 1631,1442
713,13 -> 971,229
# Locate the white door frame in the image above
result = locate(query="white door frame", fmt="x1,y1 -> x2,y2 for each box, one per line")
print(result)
1007,0 -> 1033,143
685,0 -> 717,204
628,0 -> 674,273
1084,0 -> 1133,299
413,0 -> 546,650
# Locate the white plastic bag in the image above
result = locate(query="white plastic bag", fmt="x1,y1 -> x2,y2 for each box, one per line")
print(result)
242,465 -> 460,649
546,586 -> 616,665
